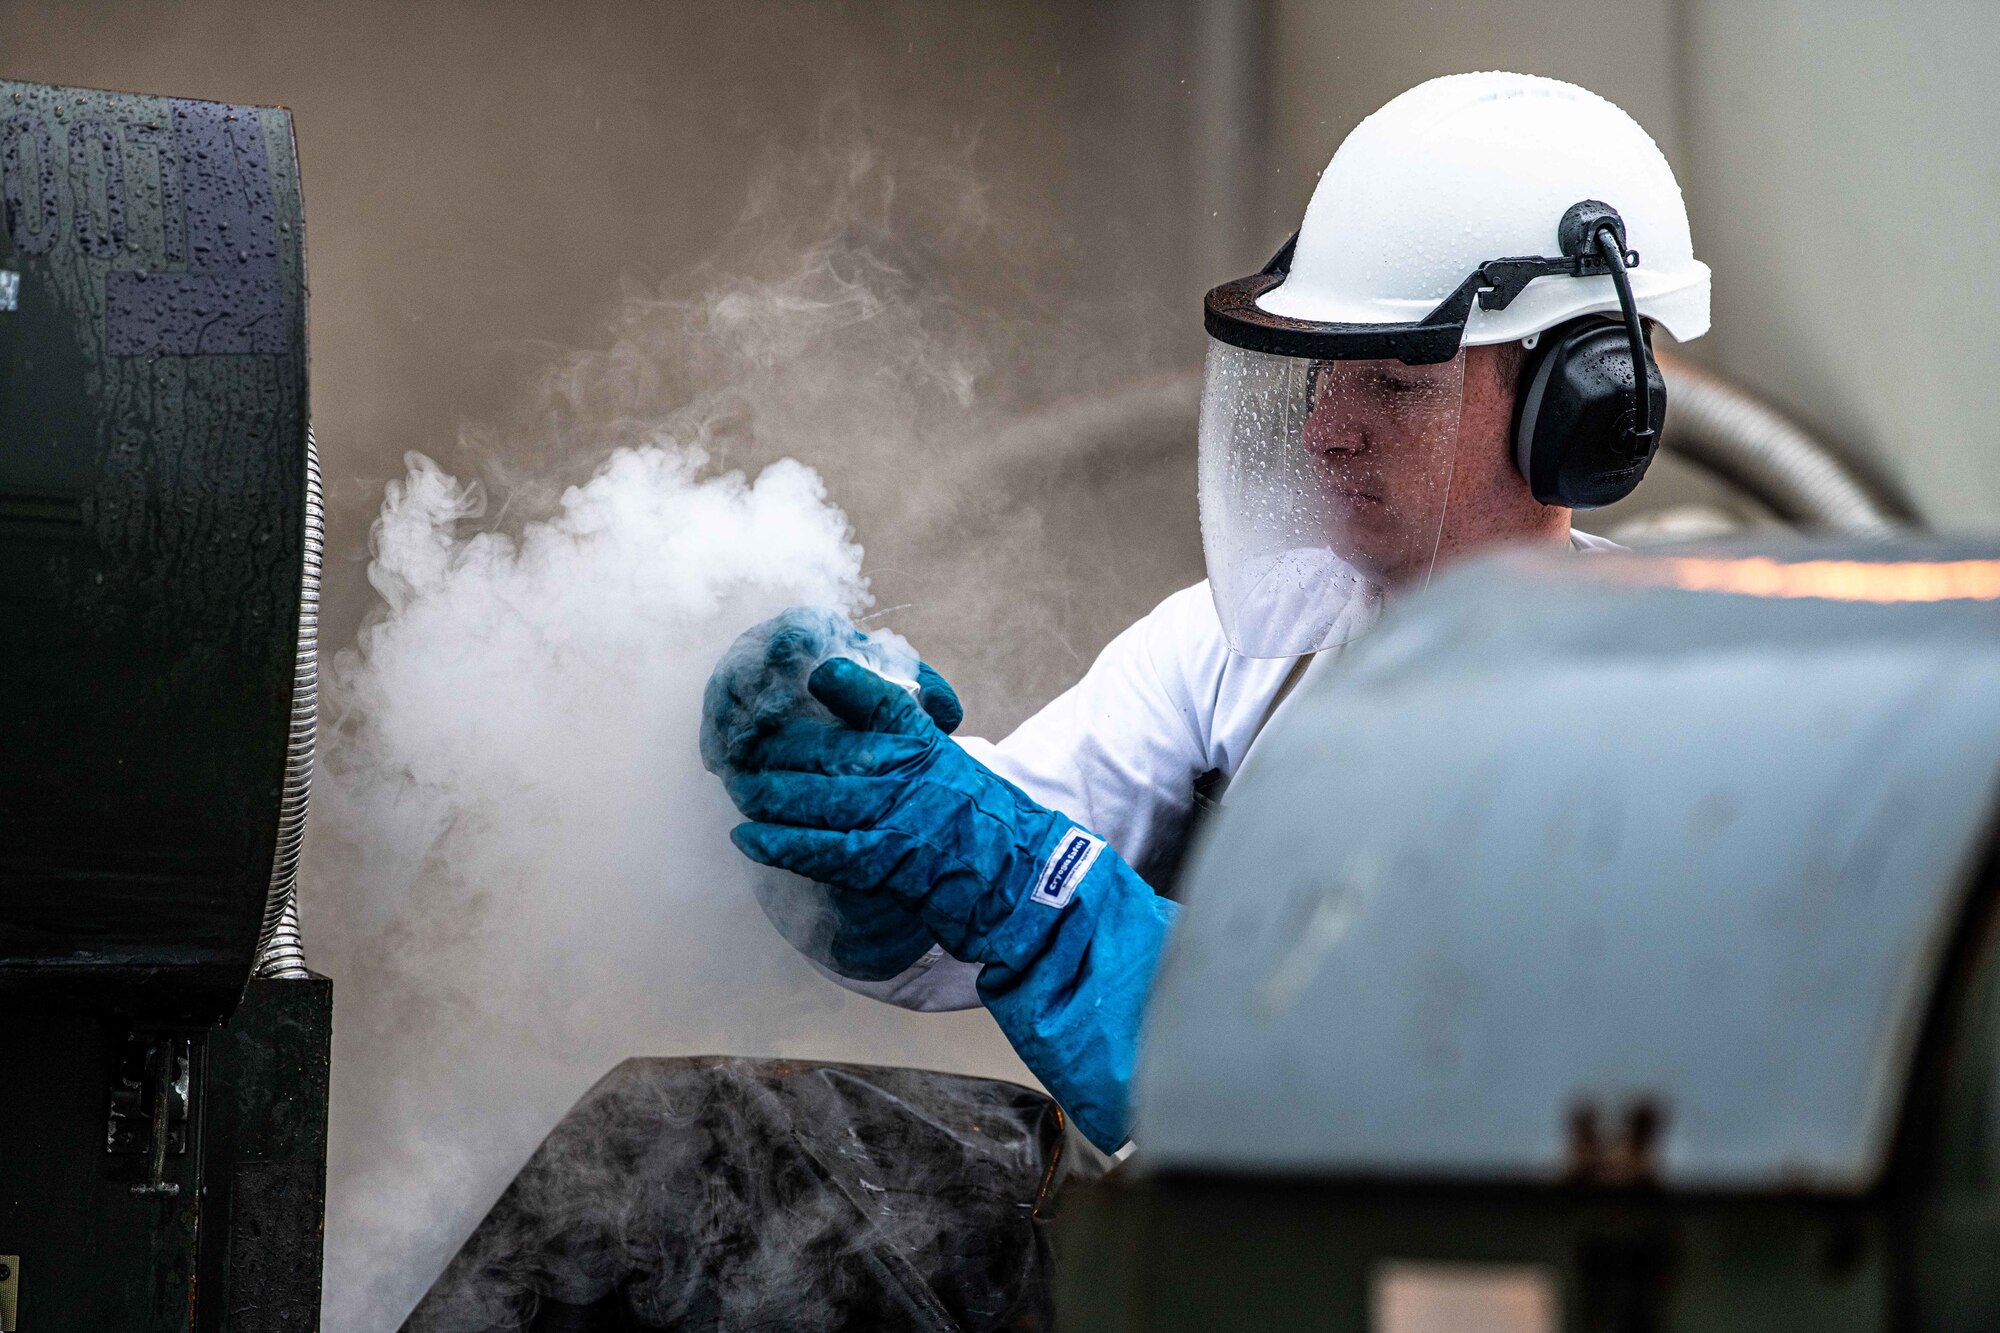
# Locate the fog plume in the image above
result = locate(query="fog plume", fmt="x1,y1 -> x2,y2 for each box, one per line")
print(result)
307,134 -> 1060,1331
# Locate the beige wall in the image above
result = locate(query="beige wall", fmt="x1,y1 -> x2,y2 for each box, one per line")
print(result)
1266,0 -> 1683,231
8,0 -> 1997,652
1680,0 -> 1997,525
0,0 -> 1222,696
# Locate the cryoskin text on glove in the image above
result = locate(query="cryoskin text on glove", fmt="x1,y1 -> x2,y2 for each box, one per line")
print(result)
725,658 -> 1179,1150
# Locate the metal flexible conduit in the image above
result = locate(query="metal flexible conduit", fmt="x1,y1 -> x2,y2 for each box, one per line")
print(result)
254,426 -> 322,980
1655,351 -> 1904,534
258,895 -> 309,980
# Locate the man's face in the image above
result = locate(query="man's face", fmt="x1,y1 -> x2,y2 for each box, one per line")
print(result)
1299,357 -> 1465,584
1196,340 -> 1563,658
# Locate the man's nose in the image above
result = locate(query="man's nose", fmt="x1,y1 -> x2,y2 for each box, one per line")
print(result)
1305,410 -> 1368,456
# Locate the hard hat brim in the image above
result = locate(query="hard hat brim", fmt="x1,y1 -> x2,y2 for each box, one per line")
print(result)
1204,217 -> 1708,365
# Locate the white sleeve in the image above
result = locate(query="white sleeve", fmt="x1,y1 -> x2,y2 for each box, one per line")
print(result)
821,581 -> 1302,1012
963,581 -> 1300,882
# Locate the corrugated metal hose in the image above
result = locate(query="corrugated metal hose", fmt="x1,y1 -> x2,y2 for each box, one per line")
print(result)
254,426 -> 321,980
1653,351 -> 1902,533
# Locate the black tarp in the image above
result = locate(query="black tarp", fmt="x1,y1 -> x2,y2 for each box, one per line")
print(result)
402,1056 -> 1070,1333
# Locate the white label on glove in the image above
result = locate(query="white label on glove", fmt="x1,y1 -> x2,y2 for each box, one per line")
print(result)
1031,828 -> 1105,910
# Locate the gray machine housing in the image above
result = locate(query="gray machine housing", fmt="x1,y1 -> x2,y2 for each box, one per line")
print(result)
1148,542 -> 2000,1188
1065,541 -> 2000,1331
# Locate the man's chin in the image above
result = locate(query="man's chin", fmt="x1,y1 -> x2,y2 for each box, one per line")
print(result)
1334,526 -> 1435,590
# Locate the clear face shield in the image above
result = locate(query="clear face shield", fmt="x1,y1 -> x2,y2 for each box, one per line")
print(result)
1199,197 -> 1656,658
1198,339 -> 1466,657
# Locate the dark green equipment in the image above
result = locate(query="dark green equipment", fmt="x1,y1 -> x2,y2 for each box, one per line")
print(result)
1,79 -> 329,1330
1061,541 -> 2000,1332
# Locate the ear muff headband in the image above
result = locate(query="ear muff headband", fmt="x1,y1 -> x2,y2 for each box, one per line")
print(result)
1508,202 -> 1669,509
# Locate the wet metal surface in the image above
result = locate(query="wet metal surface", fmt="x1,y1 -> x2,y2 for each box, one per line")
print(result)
0,80 -> 309,1023
1143,539 -> 2000,1191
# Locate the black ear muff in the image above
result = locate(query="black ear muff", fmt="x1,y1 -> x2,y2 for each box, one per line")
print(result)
1512,315 -> 1667,509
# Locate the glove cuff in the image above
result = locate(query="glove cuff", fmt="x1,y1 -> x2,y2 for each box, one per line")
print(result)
976,846 -> 1181,1152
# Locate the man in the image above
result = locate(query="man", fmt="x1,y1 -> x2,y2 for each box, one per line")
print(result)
711,72 -> 1710,1152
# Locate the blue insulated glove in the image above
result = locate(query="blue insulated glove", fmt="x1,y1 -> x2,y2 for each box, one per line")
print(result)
726,657 -> 1179,1150
700,608 -> 960,981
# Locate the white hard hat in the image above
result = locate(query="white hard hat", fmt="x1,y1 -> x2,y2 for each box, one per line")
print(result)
1197,72 -> 1706,659
1251,70 -> 1709,348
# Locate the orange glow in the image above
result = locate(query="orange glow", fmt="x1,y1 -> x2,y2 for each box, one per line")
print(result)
1649,557 -> 2000,603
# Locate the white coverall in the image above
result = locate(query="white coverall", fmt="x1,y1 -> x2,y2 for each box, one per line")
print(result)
832,532 -> 1624,1012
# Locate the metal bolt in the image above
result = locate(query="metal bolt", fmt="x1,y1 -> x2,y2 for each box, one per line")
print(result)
0,1262 -> 14,1280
